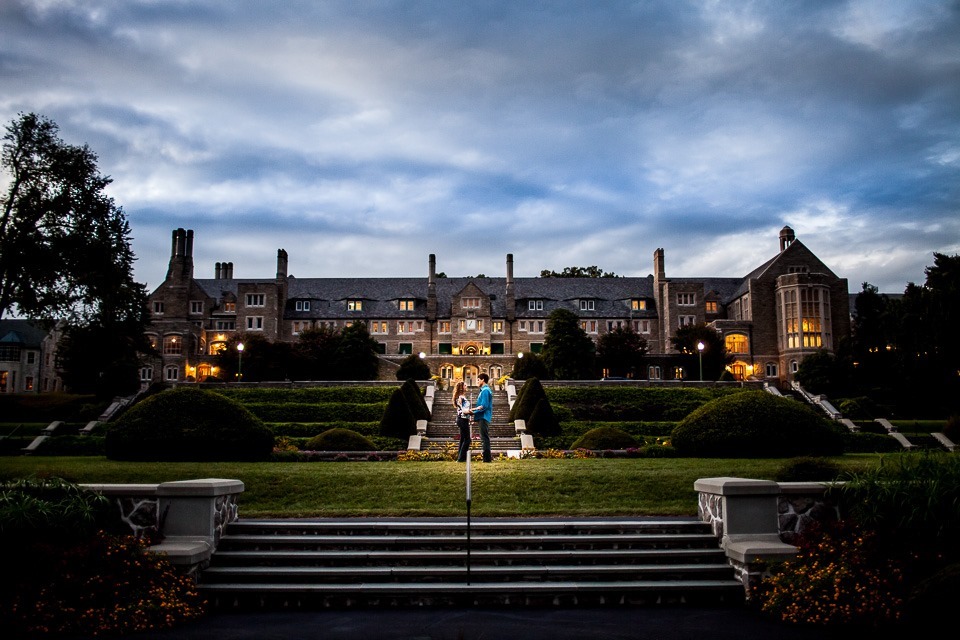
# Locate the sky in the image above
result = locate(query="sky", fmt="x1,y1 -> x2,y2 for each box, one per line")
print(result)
2,0 -> 958,294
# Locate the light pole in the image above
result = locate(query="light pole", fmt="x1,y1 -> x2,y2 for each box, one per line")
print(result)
697,341 -> 705,382
236,342 -> 244,382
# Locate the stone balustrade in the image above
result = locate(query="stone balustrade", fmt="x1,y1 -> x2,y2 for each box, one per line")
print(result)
695,477 -> 839,598
81,478 -> 244,575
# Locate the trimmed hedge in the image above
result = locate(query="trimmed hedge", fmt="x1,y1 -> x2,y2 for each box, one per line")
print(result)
510,378 -> 546,422
304,428 -> 377,451
268,422 -> 380,437
546,387 -> 748,421
105,388 -> 274,461
211,387 -> 395,403
527,397 -> 561,436
400,379 -> 430,420
242,402 -> 386,422
671,391 -> 846,458
0,394 -> 108,423
570,426 -> 639,450
379,387 -> 418,438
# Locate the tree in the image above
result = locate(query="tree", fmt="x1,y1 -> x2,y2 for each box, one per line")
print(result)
671,323 -> 727,380
1,113 -> 149,394
511,352 -> 548,381
1,113 -> 145,323
289,325 -> 342,380
541,308 -> 596,379
337,321 -> 380,380
539,266 -> 618,278
596,325 -> 648,377
215,333 -> 290,382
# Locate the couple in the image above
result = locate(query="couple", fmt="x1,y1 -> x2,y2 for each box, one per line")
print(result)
452,374 -> 493,463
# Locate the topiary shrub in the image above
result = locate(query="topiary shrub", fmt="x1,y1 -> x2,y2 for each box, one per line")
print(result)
671,391 -> 845,458
570,426 -> 638,450
400,378 -> 430,420
104,387 -> 274,461
305,428 -> 377,451
379,387 -> 418,438
510,377 -> 546,422
944,414 -> 960,443
527,397 -> 561,437
395,355 -> 431,381
775,456 -> 844,482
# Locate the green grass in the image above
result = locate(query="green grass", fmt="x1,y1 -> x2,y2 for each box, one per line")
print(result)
0,455 -> 882,518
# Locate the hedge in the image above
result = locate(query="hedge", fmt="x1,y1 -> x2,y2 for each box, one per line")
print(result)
545,387 -> 748,421
211,387 -> 396,404
242,402 -> 386,422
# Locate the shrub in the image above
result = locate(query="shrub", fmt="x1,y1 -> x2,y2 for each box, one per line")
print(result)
395,354 -> 432,380
527,397 -> 561,437
510,377 -> 546,422
400,378 -> 430,420
570,426 -> 638,450
305,428 -> 377,451
379,387 -> 418,438
671,391 -> 846,458
842,432 -> 902,453
104,387 -> 274,461
774,457 -> 844,482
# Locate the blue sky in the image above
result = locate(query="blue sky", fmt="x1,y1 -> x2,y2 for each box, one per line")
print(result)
2,0 -> 958,293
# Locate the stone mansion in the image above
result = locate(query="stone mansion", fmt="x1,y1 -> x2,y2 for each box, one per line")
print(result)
140,225 -> 850,388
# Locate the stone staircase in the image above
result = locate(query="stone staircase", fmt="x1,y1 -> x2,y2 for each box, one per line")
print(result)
199,518 -> 744,609
424,389 -> 521,453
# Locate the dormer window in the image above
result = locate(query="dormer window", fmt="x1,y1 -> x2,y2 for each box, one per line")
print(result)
295,300 -> 311,311
347,299 -> 363,311
631,299 -> 647,311
399,299 -> 415,311
579,299 -> 595,311
528,299 -> 543,311
462,297 -> 480,309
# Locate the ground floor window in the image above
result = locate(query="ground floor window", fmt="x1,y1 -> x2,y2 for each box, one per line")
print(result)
140,367 -> 153,382
398,343 -> 412,355
790,360 -> 799,374
673,366 -> 685,380
165,366 -> 179,381
765,362 -> 778,377
648,365 -> 661,380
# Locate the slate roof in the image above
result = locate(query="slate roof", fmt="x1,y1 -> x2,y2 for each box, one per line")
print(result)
0,320 -> 50,348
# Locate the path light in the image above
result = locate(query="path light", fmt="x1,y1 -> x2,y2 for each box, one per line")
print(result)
237,342 -> 244,382
697,341 -> 705,382
419,352 -> 426,359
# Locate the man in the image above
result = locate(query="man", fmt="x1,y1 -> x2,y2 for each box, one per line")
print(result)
470,373 -> 493,462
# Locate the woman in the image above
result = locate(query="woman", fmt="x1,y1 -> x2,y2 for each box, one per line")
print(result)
452,380 -> 472,462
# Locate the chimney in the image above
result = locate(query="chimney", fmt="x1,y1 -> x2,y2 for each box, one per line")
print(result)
276,249 -> 288,281
654,248 -> 665,281
165,228 -> 192,283
427,254 -> 437,321
215,262 -> 222,279
505,253 -> 515,322
226,262 -> 234,279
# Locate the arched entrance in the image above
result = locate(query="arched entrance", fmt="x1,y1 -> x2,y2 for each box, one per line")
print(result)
462,365 -> 479,388
197,364 -> 213,381
728,362 -> 747,381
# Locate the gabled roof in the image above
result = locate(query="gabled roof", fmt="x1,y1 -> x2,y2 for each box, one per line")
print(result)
0,320 -> 51,348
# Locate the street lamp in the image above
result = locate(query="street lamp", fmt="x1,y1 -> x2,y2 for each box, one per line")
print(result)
697,341 -> 705,382
236,342 -> 244,382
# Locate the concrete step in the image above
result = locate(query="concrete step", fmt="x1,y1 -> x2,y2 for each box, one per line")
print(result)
199,518 -> 743,609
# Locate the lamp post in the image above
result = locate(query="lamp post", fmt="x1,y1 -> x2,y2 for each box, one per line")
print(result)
697,341 -> 705,382
236,342 -> 244,382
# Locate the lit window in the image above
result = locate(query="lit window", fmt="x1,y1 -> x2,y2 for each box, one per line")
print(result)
725,333 -> 749,353
245,293 -> 265,307
677,293 -> 696,306
162,335 -> 182,355
295,300 -> 311,311
153,301 -> 164,314
223,302 -> 236,313
492,321 -> 504,333
528,299 -> 543,311
347,299 -> 363,311
399,299 -> 415,311
209,342 -> 226,355
25,376 -> 34,391
439,321 -> 451,333
246,316 -> 263,330
190,301 -> 203,314
462,298 -> 480,309
580,300 -> 595,311
705,301 -> 718,313
673,366 -> 685,379
631,299 -> 647,311
146,335 -> 158,350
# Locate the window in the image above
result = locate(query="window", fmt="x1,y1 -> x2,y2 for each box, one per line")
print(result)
162,335 -> 182,355
246,316 -> 263,330
787,265 -> 810,274
519,321 -> 527,332
398,299 -> 415,311
490,343 -> 504,354
347,299 -> 363,311
139,367 -> 153,382
190,301 -> 203,314
26,351 -> 36,364
679,315 -> 696,327
165,366 -> 179,381
790,360 -> 799,373
25,376 -> 33,391
765,362 -> 778,378
215,320 -> 235,330
398,343 -> 413,355
633,320 -> 650,334
462,297 -> 480,309
528,299 -> 543,311
292,321 -> 309,335
439,343 -> 452,354
146,335 -> 158,350
530,320 -> 544,333
439,321 -> 451,333
295,300 -> 311,311
580,320 -> 598,334
398,321 -> 409,334
370,321 -> 388,334
725,333 -> 749,354
153,301 -> 164,314
631,299 -> 647,311
209,342 -> 226,355
492,321 -> 503,333
245,293 -> 265,307
607,320 -> 623,332
530,343 -> 543,353
0,345 -> 20,361
673,366 -> 685,379
705,301 -> 718,313
223,301 -> 236,313
580,299 -> 595,311
677,293 -> 696,306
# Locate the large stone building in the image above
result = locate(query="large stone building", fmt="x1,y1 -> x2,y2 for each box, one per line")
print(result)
142,225 -> 850,389
0,319 -> 64,394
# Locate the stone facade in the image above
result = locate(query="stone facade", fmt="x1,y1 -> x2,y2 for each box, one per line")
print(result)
143,226 -> 850,386
0,319 -> 65,394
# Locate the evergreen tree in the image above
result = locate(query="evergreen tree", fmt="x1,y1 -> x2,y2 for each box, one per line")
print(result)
541,308 -> 596,379
337,321 -> 380,380
596,325 -> 648,377
671,323 -> 727,380
396,354 -> 431,380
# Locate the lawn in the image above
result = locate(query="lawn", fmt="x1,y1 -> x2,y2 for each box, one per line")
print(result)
0,454 -> 883,518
